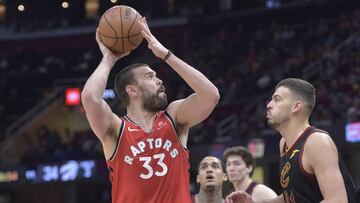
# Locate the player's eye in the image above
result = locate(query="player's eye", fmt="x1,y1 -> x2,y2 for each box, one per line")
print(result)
234,161 -> 242,166
274,96 -> 281,102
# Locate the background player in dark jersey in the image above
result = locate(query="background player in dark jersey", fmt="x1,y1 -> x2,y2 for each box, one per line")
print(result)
81,17 -> 220,203
225,78 -> 356,203
192,156 -> 227,203
223,146 -> 277,202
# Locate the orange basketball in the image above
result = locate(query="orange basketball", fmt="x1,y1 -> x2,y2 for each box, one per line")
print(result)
98,5 -> 144,53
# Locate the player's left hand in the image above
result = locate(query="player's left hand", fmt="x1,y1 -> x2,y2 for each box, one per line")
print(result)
225,191 -> 254,203
138,17 -> 169,59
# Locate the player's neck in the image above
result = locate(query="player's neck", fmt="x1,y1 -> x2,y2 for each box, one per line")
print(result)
234,176 -> 252,191
197,189 -> 223,203
277,119 -> 310,148
126,106 -> 157,130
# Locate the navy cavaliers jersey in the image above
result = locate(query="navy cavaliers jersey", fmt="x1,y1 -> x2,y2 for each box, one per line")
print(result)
279,126 -> 356,203
106,111 -> 191,203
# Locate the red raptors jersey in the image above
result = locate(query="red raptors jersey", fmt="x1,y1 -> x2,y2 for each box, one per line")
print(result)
106,111 -> 191,203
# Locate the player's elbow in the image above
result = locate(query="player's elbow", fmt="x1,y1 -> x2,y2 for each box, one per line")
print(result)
81,89 -> 91,105
209,87 -> 220,104
81,89 -> 99,108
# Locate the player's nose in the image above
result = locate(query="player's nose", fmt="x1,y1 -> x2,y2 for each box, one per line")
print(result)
266,100 -> 273,109
206,168 -> 214,173
156,78 -> 162,85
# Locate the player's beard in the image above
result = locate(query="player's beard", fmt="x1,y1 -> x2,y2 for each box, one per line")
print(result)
141,87 -> 168,112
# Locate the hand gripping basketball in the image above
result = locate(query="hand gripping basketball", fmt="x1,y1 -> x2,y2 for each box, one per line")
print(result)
138,17 -> 169,60
98,5 -> 144,53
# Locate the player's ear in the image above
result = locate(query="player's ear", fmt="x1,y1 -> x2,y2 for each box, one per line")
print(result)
126,84 -> 137,96
223,173 -> 228,181
196,174 -> 200,183
247,165 -> 253,175
292,100 -> 303,113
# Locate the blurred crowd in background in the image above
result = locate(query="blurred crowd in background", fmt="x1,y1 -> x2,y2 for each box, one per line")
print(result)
0,0 -> 359,201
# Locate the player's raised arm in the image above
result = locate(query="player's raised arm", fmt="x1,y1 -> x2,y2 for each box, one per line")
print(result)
81,29 -> 128,154
139,17 -> 220,132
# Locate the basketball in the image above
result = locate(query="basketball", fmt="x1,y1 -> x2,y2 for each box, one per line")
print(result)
98,5 -> 144,53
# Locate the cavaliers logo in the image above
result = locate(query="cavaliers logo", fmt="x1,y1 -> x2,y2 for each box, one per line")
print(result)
280,162 -> 291,188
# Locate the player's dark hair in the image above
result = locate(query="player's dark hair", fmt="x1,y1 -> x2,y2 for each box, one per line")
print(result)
276,78 -> 316,116
197,156 -> 225,173
223,146 -> 255,176
114,63 -> 148,107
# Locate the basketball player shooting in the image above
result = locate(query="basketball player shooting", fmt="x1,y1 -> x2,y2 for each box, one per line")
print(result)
81,16 -> 220,203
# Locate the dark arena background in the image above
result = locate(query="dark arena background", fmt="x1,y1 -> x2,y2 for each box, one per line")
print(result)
0,0 -> 360,202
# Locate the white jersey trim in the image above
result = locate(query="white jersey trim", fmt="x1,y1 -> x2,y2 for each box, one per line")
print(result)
164,111 -> 188,151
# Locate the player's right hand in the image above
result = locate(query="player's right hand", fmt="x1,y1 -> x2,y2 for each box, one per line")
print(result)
225,191 -> 254,203
96,28 -> 129,64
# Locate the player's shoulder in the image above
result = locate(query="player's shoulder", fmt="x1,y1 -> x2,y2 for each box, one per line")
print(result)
306,130 -> 335,148
304,130 -> 338,158
253,183 -> 277,199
